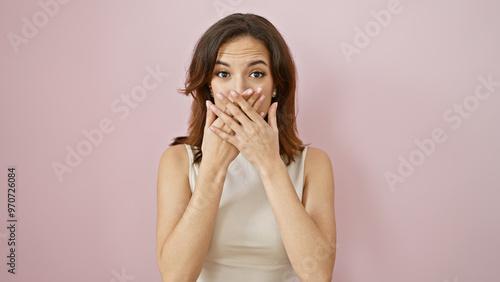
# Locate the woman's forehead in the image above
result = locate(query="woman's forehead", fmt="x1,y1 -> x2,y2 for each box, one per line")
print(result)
216,37 -> 270,62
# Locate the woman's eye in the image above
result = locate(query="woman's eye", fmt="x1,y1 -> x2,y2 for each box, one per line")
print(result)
215,71 -> 230,78
250,71 -> 266,78
215,71 -> 266,78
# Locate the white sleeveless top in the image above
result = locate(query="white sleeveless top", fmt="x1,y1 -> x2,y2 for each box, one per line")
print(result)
184,144 -> 308,282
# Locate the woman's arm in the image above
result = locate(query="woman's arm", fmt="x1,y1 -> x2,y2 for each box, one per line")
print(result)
207,91 -> 336,280
257,147 -> 336,282
156,145 -> 228,281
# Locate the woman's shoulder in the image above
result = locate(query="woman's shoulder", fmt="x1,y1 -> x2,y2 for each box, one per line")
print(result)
158,144 -> 190,177
304,146 -> 331,163
304,146 -> 333,184
161,143 -> 189,158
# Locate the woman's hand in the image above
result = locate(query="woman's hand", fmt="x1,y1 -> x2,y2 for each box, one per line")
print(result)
208,89 -> 280,170
202,88 -> 266,169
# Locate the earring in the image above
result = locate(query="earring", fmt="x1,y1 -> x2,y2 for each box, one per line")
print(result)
272,90 -> 277,97
209,85 -> 214,97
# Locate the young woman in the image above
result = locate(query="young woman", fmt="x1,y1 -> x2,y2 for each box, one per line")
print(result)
156,13 -> 336,282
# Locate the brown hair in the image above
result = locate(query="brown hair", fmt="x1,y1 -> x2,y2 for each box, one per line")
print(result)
170,13 -> 308,165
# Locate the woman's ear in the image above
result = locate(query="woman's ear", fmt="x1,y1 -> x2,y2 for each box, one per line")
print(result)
208,84 -> 214,97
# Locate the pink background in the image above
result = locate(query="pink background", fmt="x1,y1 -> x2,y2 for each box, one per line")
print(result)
1,0 -> 499,281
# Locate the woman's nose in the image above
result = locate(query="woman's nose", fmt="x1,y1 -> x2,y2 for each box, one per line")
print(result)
232,78 -> 249,96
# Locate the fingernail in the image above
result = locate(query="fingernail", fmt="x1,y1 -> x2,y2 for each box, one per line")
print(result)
246,89 -> 254,95
210,105 -> 217,111
215,93 -> 223,100
230,90 -> 238,97
256,87 -> 263,94
259,95 -> 265,101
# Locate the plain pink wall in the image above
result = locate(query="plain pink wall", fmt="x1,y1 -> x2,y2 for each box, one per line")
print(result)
1,0 -> 499,281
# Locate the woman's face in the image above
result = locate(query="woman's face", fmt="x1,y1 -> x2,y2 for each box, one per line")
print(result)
210,36 -> 274,117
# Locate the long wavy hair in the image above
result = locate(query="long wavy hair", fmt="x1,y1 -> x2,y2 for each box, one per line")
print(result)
170,13 -> 308,165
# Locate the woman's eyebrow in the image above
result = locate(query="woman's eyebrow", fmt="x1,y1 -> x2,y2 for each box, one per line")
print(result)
215,60 -> 268,67
248,60 -> 267,67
